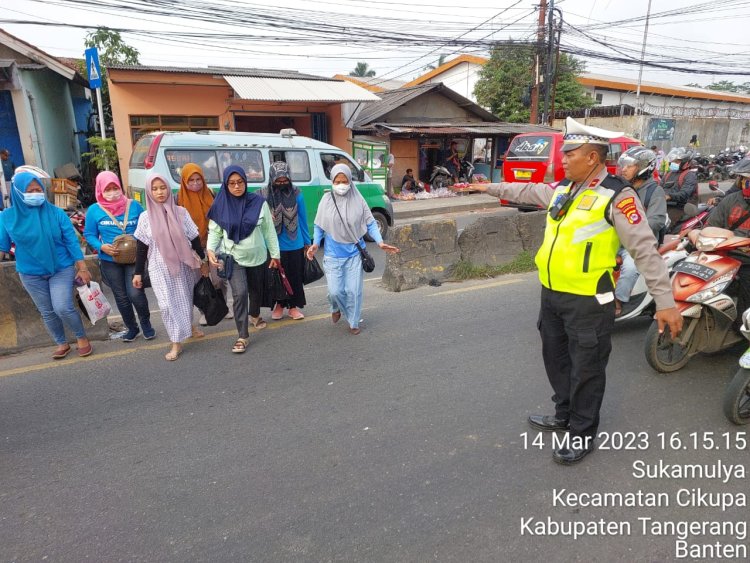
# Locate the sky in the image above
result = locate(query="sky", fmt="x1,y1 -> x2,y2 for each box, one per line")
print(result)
2,0 -> 749,88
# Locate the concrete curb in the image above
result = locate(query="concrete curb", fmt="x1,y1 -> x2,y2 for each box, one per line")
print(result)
393,195 -> 501,220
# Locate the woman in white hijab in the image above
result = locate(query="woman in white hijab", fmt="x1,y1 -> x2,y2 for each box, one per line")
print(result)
306,164 -> 399,335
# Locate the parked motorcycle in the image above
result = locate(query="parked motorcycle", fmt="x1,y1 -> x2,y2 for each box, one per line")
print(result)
644,226 -> 749,373
723,312 -> 750,424
429,165 -> 452,190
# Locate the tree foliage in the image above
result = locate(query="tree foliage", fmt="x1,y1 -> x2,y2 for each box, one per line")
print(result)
474,42 -> 593,123
350,62 -> 376,77
685,80 -> 750,94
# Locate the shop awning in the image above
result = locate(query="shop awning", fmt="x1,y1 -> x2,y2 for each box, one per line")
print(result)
359,122 -> 559,135
224,75 -> 380,103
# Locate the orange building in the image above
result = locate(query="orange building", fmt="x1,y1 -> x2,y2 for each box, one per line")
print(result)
107,65 -> 379,186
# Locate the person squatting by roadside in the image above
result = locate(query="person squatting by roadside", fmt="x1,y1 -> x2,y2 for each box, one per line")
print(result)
0,170 -> 93,359
84,171 -> 155,342
133,173 -> 209,361
472,117 -> 682,465
613,147 -> 668,317
306,164 -> 399,335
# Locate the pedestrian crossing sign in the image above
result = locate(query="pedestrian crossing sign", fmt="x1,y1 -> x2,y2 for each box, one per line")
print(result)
84,47 -> 102,89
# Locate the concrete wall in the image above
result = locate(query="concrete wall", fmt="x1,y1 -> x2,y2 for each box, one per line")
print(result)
382,212 -> 546,292
18,69 -> 79,174
553,115 -> 750,155
0,257 -> 110,356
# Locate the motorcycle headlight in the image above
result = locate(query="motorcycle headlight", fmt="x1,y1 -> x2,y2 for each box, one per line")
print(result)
686,273 -> 734,303
695,236 -> 726,251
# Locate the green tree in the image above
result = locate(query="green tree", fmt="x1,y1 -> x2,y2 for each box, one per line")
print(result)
349,62 -> 376,77
79,27 -> 140,173
474,42 -> 593,123
685,80 -> 750,94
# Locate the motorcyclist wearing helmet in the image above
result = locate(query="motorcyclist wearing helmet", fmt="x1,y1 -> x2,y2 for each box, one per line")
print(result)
614,147 -> 668,316
707,158 -> 750,205
661,147 -> 698,225
707,158 -> 750,326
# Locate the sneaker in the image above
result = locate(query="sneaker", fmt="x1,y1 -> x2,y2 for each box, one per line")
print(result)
122,327 -> 140,342
288,307 -> 304,320
142,323 -> 156,340
271,303 -> 284,320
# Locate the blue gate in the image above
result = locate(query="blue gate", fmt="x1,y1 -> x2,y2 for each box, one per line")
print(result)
0,90 -> 25,168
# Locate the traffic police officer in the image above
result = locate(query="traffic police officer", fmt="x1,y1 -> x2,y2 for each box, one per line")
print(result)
474,118 -> 683,465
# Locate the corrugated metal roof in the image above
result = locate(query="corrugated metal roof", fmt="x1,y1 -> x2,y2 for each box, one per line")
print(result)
224,75 -> 380,102
354,83 -> 498,126
107,64 -> 328,81
359,122 -> 559,135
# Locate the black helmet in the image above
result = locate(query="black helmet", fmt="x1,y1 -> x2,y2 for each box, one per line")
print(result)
617,146 -> 656,180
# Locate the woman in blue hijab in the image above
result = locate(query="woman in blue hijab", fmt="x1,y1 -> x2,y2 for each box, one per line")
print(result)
0,171 -> 93,358
206,165 -> 280,354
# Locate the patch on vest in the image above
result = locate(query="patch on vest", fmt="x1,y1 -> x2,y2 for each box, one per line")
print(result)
616,196 -> 642,225
576,195 -> 598,211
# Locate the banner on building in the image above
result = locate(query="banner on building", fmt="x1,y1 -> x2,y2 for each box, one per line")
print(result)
646,118 -> 675,141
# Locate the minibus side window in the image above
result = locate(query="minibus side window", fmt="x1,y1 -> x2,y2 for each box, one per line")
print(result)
217,150 -> 265,183
320,153 -> 363,181
164,150 -> 220,183
269,150 -> 311,182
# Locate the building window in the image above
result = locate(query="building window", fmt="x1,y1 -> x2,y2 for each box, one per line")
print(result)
595,93 -> 604,105
129,115 -> 219,144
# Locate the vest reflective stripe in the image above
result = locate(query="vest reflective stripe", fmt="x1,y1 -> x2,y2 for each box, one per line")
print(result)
534,181 -> 621,295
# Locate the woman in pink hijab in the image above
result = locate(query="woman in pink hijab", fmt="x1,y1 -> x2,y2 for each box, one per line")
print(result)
132,173 -> 209,360
84,171 -> 153,342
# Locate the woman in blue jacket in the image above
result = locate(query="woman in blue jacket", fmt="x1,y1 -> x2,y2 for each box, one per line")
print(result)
261,161 -> 310,321
84,171 -> 154,341
0,171 -> 93,358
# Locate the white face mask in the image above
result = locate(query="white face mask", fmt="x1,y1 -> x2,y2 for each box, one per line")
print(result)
332,183 -> 350,196
103,190 -> 122,202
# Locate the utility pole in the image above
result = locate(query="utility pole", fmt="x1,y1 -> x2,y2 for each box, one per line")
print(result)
635,0 -> 653,140
541,0 -> 556,124
529,0 -> 547,124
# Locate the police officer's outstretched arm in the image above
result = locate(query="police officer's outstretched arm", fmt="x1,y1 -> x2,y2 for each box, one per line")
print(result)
473,181 -> 555,208
612,188 -> 683,335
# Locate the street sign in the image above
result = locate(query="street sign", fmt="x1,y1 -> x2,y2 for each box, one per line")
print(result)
84,47 -> 102,89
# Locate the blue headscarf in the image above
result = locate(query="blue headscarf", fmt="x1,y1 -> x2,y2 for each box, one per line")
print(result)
2,171 -> 60,274
207,165 -> 265,244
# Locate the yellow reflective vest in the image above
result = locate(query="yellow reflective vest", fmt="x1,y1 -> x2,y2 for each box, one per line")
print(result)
534,176 -> 627,296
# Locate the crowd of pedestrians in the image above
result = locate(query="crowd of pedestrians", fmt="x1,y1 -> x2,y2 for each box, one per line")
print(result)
0,160 -> 399,361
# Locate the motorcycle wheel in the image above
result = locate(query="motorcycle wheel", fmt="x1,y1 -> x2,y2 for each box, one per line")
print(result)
722,367 -> 750,425
644,320 -> 692,373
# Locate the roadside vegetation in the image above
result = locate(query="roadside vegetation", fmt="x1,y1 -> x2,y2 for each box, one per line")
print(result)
450,251 -> 536,280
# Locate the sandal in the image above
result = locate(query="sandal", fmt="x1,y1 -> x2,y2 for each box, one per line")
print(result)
349,327 -> 361,335
232,338 -> 248,354
52,344 -> 72,360
251,316 -> 267,329
77,344 -> 93,357
331,311 -> 341,324
165,346 -> 182,361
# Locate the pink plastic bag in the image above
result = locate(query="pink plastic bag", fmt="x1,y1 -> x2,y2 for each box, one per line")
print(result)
75,281 -> 111,325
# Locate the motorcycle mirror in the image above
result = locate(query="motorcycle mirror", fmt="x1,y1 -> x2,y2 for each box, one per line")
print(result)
708,181 -> 719,191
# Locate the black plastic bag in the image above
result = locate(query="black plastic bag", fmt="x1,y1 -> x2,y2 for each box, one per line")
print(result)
266,265 -> 293,303
193,277 -> 229,326
303,256 -> 325,285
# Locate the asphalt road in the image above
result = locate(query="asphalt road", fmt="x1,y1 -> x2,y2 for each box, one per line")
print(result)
1,252 -> 748,561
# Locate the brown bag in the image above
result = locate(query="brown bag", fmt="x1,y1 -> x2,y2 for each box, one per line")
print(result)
101,200 -> 137,265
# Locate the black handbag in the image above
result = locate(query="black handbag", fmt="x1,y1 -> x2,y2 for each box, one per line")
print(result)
330,193 -> 376,273
193,277 -> 229,326
303,255 -> 325,285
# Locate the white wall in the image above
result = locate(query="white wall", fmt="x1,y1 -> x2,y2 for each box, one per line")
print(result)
422,62 -> 483,103
583,86 -> 750,113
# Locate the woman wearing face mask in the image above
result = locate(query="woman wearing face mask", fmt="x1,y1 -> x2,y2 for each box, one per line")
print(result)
177,163 -> 233,326
306,164 -> 399,335
206,166 -> 280,354
84,171 -> 154,342
133,173 -> 209,361
261,161 -> 310,321
0,171 -> 93,358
